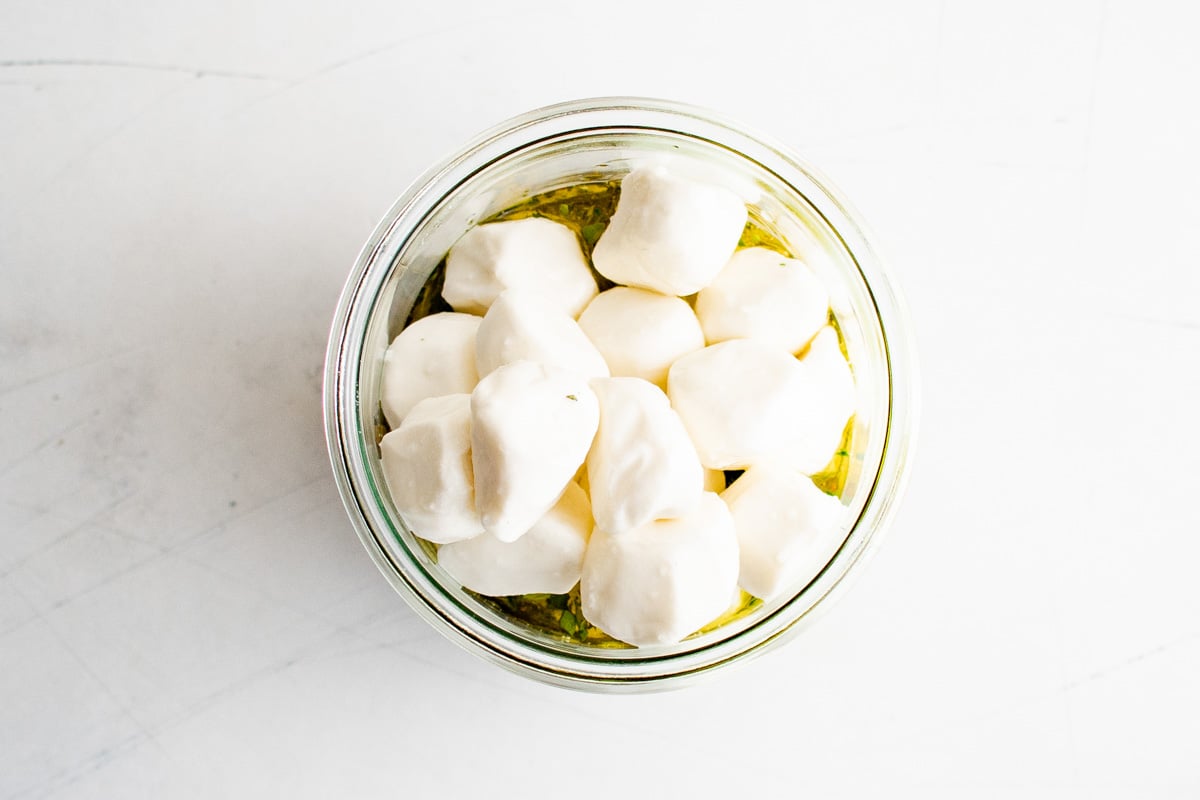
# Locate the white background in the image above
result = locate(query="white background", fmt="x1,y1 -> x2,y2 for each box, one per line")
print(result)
3,1 -> 1199,797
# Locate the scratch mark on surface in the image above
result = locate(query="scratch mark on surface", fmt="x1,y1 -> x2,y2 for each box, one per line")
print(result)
222,33 -> 435,117
1105,311 -> 1200,332
225,10 -> 532,118
290,38 -> 413,85
0,415 -> 92,478
22,731 -> 149,800
36,612 -> 162,794
0,58 -> 287,82
0,345 -> 148,396
1079,0 -> 1109,209
161,473 -> 332,551
34,78 -> 206,195
0,490 -> 138,577
45,545 -> 167,613
1038,570 -> 1083,784
1059,631 -> 1200,694
0,583 -> 39,637
155,625 -> 365,730
1,582 -> 156,797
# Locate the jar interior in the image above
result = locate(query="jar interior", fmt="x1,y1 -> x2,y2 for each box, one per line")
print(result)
353,128 -> 891,662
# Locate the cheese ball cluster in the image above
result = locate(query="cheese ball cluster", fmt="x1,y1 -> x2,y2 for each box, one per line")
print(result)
377,165 -> 855,647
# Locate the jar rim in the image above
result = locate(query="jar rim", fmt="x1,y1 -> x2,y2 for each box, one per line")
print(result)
324,97 -> 920,691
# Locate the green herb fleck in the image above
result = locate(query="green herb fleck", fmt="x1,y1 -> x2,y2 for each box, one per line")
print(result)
566,394 -> 577,401
559,610 -> 578,635
581,222 -> 605,246
559,203 -> 570,216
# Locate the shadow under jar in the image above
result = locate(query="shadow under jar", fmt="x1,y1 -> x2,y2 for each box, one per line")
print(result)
324,98 -> 918,691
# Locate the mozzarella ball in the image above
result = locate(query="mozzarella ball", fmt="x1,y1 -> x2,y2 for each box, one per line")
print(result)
470,361 -> 599,542
696,246 -> 829,354
380,312 -> 481,429
586,377 -> 703,534
577,286 -> 704,388
667,339 -> 808,471
721,463 -> 846,601
379,393 -> 483,544
668,336 -> 854,474
581,492 -> 739,646
438,482 -> 592,596
591,166 -> 747,296
443,217 -> 598,318
475,289 -> 609,380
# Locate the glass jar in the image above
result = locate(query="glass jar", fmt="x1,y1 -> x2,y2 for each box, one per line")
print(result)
324,97 -> 918,691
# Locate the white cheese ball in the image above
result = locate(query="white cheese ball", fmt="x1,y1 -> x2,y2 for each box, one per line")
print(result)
438,482 -> 592,596
696,246 -> 830,354
475,289 -> 609,380
380,312 -> 481,429
443,217 -> 598,318
577,286 -> 705,388
470,360 -> 600,542
668,337 -> 854,473
591,166 -> 747,296
721,463 -> 845,601
379,393 -> 483,544
580,492 -> 739,647
586,377 -> 704,535
667,339 -> 807,471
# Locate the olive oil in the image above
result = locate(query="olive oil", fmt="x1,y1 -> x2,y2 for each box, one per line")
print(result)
394,180 -> 853,647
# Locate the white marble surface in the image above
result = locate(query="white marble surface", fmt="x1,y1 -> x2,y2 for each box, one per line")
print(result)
3,1 -> 1199,797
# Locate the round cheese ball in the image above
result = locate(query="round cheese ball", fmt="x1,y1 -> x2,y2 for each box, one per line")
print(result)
379,393 -> 483,544
590,166 -> 747,296
696,246 -> 830,354
581,492 -> 739,647
438,482 -> 592,596
443,217 -> 598,318
721,463 -> 846,601
380,312 -> 481,429
586,377 -> 704,535
470,360 -> 600,542
475,289 -> 609,380
667,336 -> 853,474
577,286 -> 705,389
